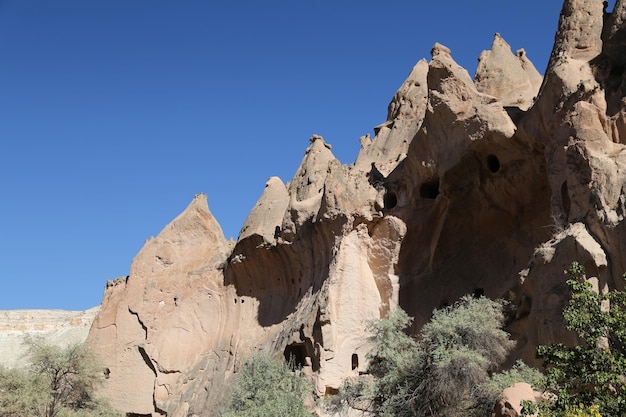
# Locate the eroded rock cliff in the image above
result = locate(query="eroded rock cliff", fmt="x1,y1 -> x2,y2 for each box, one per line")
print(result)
87,1 -> 626,415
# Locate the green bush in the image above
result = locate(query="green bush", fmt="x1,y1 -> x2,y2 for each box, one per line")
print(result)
330,295 -> 525,417
537,262 -> 626,416
0,336 -> 120,417
363,307 -> 421,416
415,295 -> 516,416
220,352 -> 311,417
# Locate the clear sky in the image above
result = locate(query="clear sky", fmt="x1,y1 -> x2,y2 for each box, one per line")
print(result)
0,1 -> 598,310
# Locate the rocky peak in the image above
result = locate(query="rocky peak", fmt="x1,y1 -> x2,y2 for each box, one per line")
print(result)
355,59 -> 428,177
87,2 -> 626,416
475,33 -> 543,110
237,176 -> 289,246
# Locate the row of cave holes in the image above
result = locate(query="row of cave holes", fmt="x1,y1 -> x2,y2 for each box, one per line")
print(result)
382,154 -> 500,209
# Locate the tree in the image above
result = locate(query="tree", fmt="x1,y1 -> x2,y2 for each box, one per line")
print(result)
537,262 -> 626,416
220,352 -> 312,417
0,336 -> 120,417
364,307 -> 422,417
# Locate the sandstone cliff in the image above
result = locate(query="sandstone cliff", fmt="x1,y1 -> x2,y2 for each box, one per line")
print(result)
87,1 -> 626,415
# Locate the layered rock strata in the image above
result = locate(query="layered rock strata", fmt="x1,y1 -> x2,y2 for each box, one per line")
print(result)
87,1 -> 626,415
0,307 -> 98,368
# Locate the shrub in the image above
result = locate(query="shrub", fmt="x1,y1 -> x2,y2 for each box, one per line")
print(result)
220,352 -> 311,417
415,295 -> 515,415
332,295 -> 519,417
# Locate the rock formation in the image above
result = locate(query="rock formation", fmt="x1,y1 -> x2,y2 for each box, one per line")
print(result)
0,307 -> 98,368
86,0 -> 626,415
494,382 -> 541,417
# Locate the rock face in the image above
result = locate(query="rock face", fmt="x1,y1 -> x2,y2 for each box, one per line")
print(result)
86,1 -> 626,415
494,382 -> 540,417
0,307 -> 98,368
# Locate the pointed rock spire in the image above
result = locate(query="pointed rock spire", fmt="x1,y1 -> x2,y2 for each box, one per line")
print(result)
355,59 -> 428,176
475,33 -> 543,110
238,177 -> 289,245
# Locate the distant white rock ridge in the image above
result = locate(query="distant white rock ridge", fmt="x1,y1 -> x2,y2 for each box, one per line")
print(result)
0,307 -> 99,368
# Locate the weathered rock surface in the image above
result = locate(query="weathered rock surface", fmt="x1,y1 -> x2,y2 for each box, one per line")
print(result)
86,1 -> 626,416
0,307 -> 98,368
494,382 -> 540,417
475,33 -> 543,111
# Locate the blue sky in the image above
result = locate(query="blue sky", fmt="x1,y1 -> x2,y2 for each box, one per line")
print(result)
0,1 -> 585,310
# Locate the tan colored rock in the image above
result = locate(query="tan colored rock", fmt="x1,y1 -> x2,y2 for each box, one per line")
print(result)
88,194 -> 233,415
475,33 -> 543,110
237,176 -> 289,246
355,59 -> 428,176
511,222 -> 609,365
87,3 -> 626,416
552,0 -> 604,61
281,134 -> 337,239
494,382 -> 538,417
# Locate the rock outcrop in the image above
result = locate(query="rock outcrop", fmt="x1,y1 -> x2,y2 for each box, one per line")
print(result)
494,382 -> 541,417
0,307 -> 98,368
86,1 -> 626,415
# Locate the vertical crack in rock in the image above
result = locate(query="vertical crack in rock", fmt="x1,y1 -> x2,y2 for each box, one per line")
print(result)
137,346 -> 168,416
138,346 -> 157,377
128,308 -> 148,340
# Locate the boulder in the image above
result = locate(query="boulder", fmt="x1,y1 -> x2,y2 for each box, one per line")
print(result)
494,382 -> 539,417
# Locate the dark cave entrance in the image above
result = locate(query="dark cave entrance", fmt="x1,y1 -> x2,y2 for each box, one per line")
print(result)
384,191 -> 398,209
284,343 -> 308,368
420,178 -> 440,199
486,154 -> 501,173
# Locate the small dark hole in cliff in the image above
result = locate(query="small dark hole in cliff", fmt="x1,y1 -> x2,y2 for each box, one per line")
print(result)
384,191 -> 398,209
561,181 -> 571,218
284,343 -> 307,368
351,353 -> 359,370
104,368 -> 110,379
610,63 -> 624,80
419,178 -> 440,199
325,386 -> 339,396
486,154 -> 500,173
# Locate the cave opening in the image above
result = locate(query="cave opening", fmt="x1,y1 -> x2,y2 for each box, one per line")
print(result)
486,154 -> 500,173
284,343 -> 308,369
419,178 -> 440,199
561,180 -> 571,219
351,353 -> 359,371
384,191 -> 398,209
